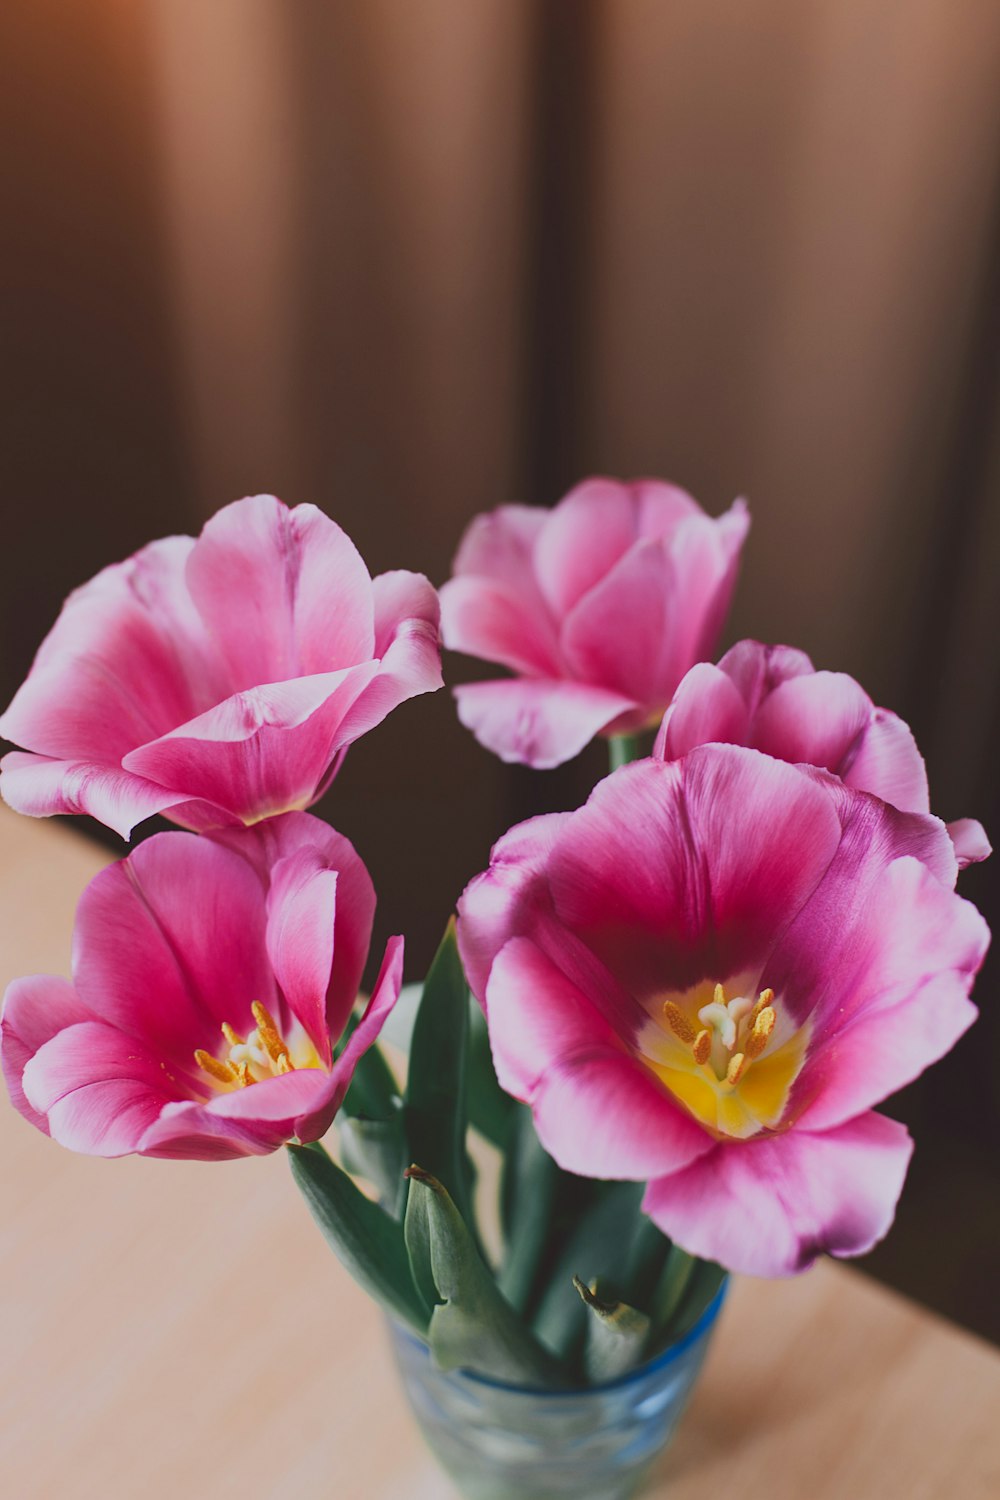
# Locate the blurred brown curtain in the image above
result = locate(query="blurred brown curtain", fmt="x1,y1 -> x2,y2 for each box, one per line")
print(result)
2,0 -> 1000,1327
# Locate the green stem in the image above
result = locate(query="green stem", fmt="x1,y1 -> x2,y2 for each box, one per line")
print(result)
608,733 -> 643,772
653,1247 -> 699,1333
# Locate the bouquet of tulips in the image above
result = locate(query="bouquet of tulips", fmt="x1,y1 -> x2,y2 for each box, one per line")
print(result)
0,482 -> 990,1393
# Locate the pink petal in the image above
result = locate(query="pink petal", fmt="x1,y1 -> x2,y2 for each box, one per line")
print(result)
216,812 -> 375,1042
457,811 -> 571,1001
633,479 -> 706,537
787,856 -> 988,1130
714,639 -> 815,707
185,495 -> 376,688
140,936 -> 404,1158
314,932 -> 405,1137
532,479 -> 647,617
122,666 -> 380,824
453,678 -> 639,770
22,1021 -> 186,1157
486,937 -> 711,1179
138,1069 -> 337,1159
653,663 -> 750,760
265,854 -> 338,1067
560,536 -> 680,705
0,751 -> 185,840
72,832 -> 276,1067
840,709 -> 930,813
0,536 -> 220,762
333,570 -> 444,743
450,503 -> 554,633
439,577 -> 562,676
947,818 -> 992,868
546,750 -> 843,997
1,976 -> 91,1134
642,1112 -> 913,1276
751,671 -> 875,773
765,788 -> 960,1034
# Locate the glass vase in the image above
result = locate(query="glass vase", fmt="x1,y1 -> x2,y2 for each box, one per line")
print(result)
388,1279 -> 727,1500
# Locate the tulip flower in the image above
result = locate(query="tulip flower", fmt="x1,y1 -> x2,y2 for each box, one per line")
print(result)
0,495 -> 442,838
457,746 -> 989,1276
1,812 -> 402,1159
439,477 -> 749,768
654,640 -> 990,868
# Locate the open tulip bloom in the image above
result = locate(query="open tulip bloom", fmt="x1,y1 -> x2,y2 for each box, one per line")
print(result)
1,483 -> 990,1393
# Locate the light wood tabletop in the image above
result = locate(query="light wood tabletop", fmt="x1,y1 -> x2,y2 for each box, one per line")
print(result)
1,804 -> 998,1500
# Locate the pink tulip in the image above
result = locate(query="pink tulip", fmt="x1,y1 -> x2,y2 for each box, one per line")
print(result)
439,478 -> 749,768
654,640 -> 990,868
457,746 -> 989,1276
1,813 -> 402,1159
0,495 -> 442,838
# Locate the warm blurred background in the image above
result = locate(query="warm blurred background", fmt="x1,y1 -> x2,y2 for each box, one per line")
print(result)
2,1 -> 998,1335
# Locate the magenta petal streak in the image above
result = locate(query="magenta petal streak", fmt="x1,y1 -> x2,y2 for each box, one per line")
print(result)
0,496 -> 443,838
1,813 -> 401,1160
440,478 -> 749,768
458,745 -> 989,1277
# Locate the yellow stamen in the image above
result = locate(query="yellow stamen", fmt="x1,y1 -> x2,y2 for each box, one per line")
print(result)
727,1052 -> 746,1086
693,1029 -> 712,1066
745,1005 -> 776,1061
251,1000 -> 291,1070
195,1049 -> 238,1086
714,982 -> 726,1006
663,1001 -> 696,1045
221,1022 -> 244,1048
748,987 -> 774,1027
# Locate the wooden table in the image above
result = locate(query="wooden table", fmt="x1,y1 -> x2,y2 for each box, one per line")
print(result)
1,806 -> 998,1500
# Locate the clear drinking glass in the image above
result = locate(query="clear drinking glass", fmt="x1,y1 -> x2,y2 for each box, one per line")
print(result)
388,1279 -> 727,1500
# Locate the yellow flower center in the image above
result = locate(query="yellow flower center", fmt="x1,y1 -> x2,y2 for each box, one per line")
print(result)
638,978 -> 807,1139
194,1001 -> 323,1091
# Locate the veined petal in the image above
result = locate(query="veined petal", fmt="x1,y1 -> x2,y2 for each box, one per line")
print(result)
654,662 -> 750,760
453,679 -> 638,770
1,976 -> 92,1134
0,752 -> 185,840
533,478 -> 649,616
547,750 -> 843,996
786,856 -> 988,1129
486,937 -> 711,1179
122,666 -> 380,824
946,818 -> 991,869
72,832 -> 275,1066
185,495 -> 376,686
23,1021 -> 187,1157
642,1112 -> 913,1276
457,811 -> 571,1001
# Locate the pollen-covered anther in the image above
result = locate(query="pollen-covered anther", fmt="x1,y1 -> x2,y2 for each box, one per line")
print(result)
251,1000 -> 292,1070
726,1051 -> 747,1086
693,1028 -> 712,1066
745,1004 -> 776,1061
663,1001 -> 697,1044
195,1048 -> 243,1087
748,988 -> 775,1027
221,1022 -> 243,1048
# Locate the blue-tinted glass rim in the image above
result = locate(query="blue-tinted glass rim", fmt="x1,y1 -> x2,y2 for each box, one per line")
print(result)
393,1274 -> 728,1397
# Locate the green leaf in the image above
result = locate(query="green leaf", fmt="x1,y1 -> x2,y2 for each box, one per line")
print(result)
619,1214 -> 672,1313
573,1277 -> 651,1383
655,1258 -> 727,1347
532,1181 -> 644,1364
466,1000 -> 516,1148
338,1109 -> 408,1217
287,1142 -> 428,1333
403,920 -> 474,1228
339,1032 -> 399,1121
652,1245 -> 699,1332
497,1105 -> 559,1313
404,1166 -> 563,1387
